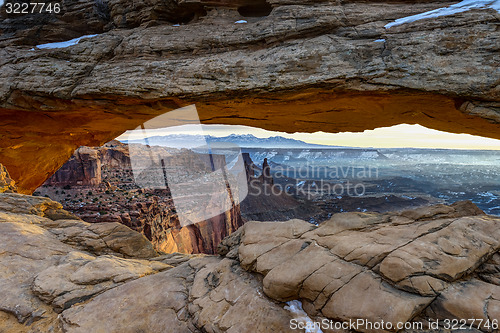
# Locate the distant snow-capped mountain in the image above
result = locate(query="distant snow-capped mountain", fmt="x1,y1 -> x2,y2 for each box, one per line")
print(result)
122,134 -> 339,149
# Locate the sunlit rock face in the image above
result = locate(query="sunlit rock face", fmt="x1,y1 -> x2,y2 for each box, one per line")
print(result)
45,147 -> 102,187
1,0 -> 499,193
39,142 -> 245,255
141,196 -> 244,254
0,163 -> 17,193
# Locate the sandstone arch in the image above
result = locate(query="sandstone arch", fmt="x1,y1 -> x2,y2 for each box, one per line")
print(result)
0,0 -> 498,193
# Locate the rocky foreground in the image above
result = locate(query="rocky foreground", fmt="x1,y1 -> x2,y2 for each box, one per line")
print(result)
0,191 -> 499,333
1,0 -> 500,194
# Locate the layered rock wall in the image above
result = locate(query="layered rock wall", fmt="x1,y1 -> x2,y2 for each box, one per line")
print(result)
45,147 -> 102,187
138,195 -> 244,254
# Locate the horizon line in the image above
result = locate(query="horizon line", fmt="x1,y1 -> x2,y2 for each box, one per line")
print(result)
115,124 -> 500,151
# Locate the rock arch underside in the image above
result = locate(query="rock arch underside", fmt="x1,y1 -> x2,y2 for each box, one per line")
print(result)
2,1 -> 500,332
0,0 -> 499,194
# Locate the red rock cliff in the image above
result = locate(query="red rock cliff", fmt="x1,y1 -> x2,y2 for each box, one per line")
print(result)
40,141 -> 244,254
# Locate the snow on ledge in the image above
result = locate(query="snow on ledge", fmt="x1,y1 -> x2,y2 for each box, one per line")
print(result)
235,20 -> 248,24
385,0 -> 500,29
285,300 -> 323,333
36,34 -> 99,50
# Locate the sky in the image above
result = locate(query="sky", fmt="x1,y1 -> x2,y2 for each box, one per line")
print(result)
117,123 -> 500,150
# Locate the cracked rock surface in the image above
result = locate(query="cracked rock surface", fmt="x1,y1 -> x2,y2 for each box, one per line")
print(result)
0,193 -> 294,332
232,200 -> 500,332
1,193 -> 499,332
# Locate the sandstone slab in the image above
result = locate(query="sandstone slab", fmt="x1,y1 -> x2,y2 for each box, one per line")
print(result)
379,216 -> 500,290
1,1 -> 500,193
235,203 -> 500,331
427,279 -> 500,331
322,272 -> 432,333
33,251 -> 171,312
60,257 -> 295,333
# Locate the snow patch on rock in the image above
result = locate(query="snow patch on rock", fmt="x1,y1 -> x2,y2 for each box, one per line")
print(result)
385,0 -> 500,28
36,34 -> 99,49
284,300 -> 323,333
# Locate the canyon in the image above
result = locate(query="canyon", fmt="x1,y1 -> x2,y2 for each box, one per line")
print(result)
36,141 -> 323,254
38,141 -> 245,254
